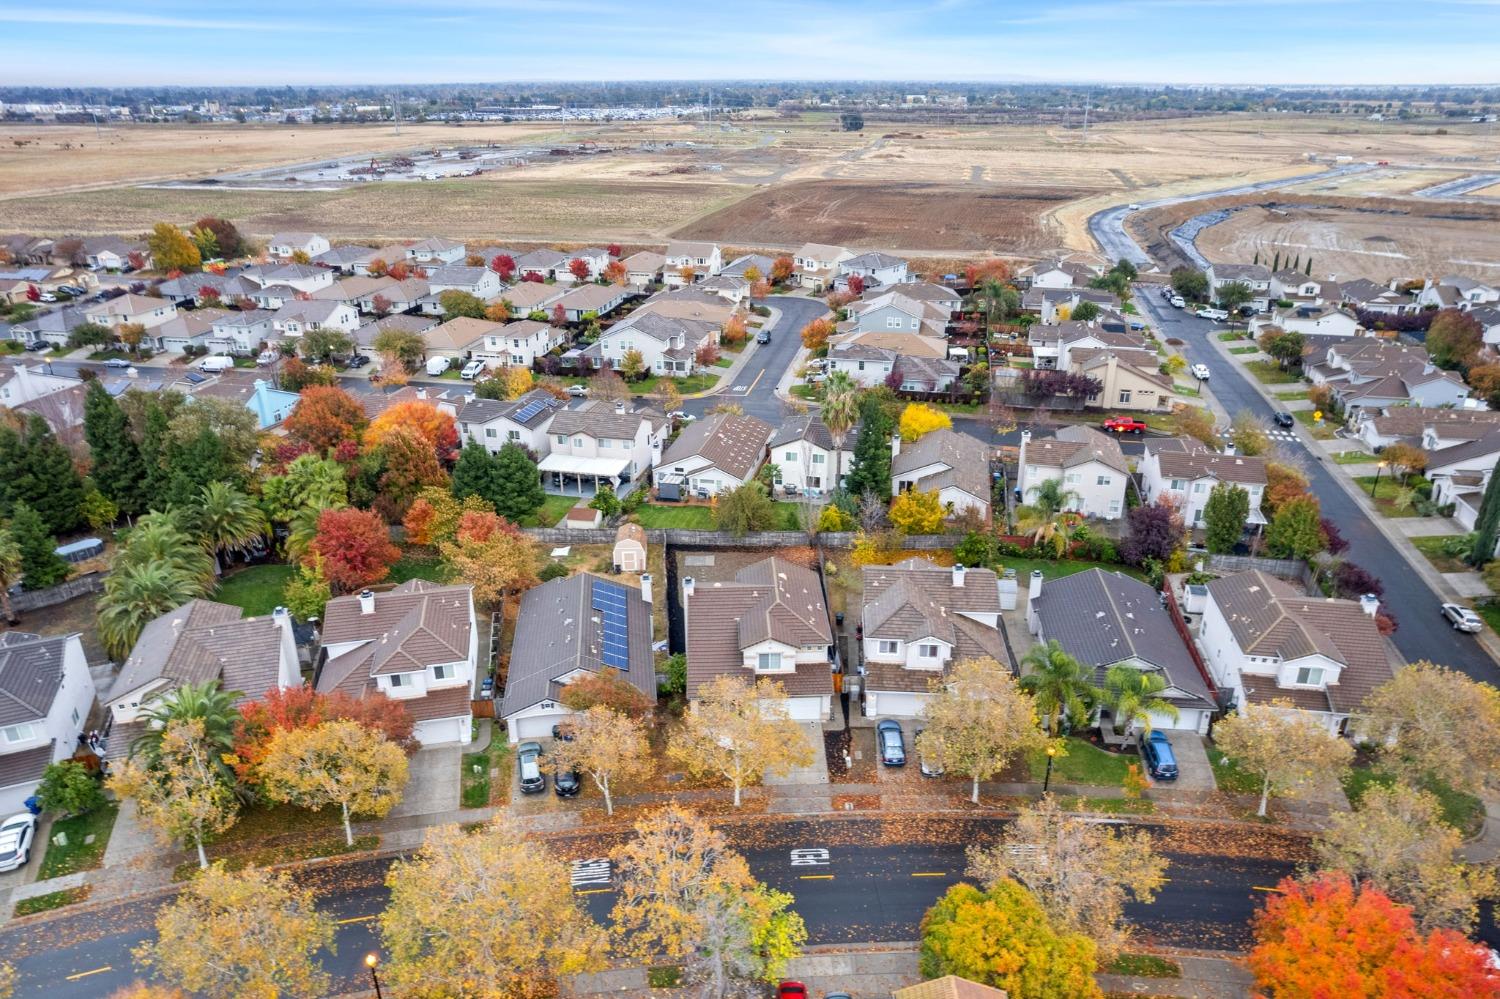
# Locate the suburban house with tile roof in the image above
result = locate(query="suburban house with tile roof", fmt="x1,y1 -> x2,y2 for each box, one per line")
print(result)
315,581 -> 477,746
459,387 -> 566,455
85,293 -> 178,331
770,413 -> 855,495
268,233 -> 331,259
894,975 -> 1008,999
1250,305 -> 1362,338
1140,437 -> 1267,529
1307,338 -> 1474,415
837,251 -> 909,289
1019,258 -> 1098,289
826,333 -> 954,389
664,241 -> 723,284
515,249 -> 568,282
631,286 -> 738,326
1027,568 -> 1216,734
425,265 -> 502,299
0,632 -> 94,814
541,400 -> 667,497
467,318 -> 566,370
1017,426 -> 1129,520
1206,263 -> 1273,311
555,281 -> 633,324
271,299 -> 360,339
859,558 -> 1005,719
1354,405 -> 1500,451
500,571 -> 655,742
1339,278 -> 1415,316
244,262 -> 336,295
684,557 -> 834,722
621,251 -> 666,289
1200,571 -> 1400,734
1027,321 -> 1145,370
404,237 -> 466,265
654,411 -> 773,498
1023,287 -> 1124,324
792,243 -> 854,291
1073,345 -> 1176,412
891,428 -> 992,521
498,280 -> 568,318
104,601 -> 301,760
841,289 -> 952,338
1417,275 -> 1500,311
353,313 -> 438,351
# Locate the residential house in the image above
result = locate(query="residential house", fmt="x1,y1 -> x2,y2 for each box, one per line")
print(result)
148,309 -> 226,354
585,311 -> 717,376
515,249 -> 568,282
893,975 -> 1009,999
80,236 -> 148,272
1027,321 -> 1146,370
1354,405 -> 1500,452
0,361 -> 81,409
653,411 -> 772,498
425,265 -> 502,300
1251,305 -> 1362,338
1073,346 -> 1176,413
1023,287 -> 1123,324
792,243 -> 854,291
1340,279 -> 1415,316
13,383 -> 88,449
663,241 -> 722,284
244,284 -> 302,311
838,252 -> 909,289
500,573 -> 655,743
1140,437 -> 1267,529
244,263 -> 335,296
542,400 -> 667,497
621,251 -> 666,289
826,341 -> 897,387
880,281 -> 962,318
1425,431 -> 1500,525
630,287 -> 737,326
268,233 -> 331,259
6,305 -> 92,348
352,244 -> 421,277
1200,571 -> 1399,734
893,354 -> 962,393
1206,263 -> 1273,311
1417,275 -> 1499,311
356,278 -> 429,315
770,413 -> 854,495
190,373 -> 302,429
459,388 -> 565,455
1269,271 -> 1336,305
555,282 -> 631,323
1470,305 -> 1500,346
0,236 -> 55,266
841,289 -> 952,338
404,238 -> 466,265
1027,569 -> 1216,734
314,244 -> 386,274
85,294 -> 177,331
1016,426 -> 1129,520
271,300 -> 359,340
103,601 -> 301,761
720,253 -> 776,281
0,632 -> 95,814
310,275 -> 395,309
156,270 -> 254,307
468,319 -> 565,370
353,313 -> 438,352
1019,259 -> 1097,289
316,582 -> 478,746
684,558 -> 834,722
891,428 -> 992,521
0,266 -> 94,295
565,248 -> 612,280
207,310 -> 276,355
697,274 -> 750,306
860,559 -> 1005,719
498,280 -> 567,318
422,316 -> 493,363
1308,338 -> 1473,415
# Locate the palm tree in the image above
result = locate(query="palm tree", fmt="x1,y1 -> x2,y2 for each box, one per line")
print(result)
1100,665 -> 1180,737
820,371 -> 860,483
193,482 -> 267,575
1030,478 -> 1079,519
1019,639 -> 1100,735
129,681 -> 243,785
97,561 -> 205,659
116,510 -> 215,592
0,526 -> 20,625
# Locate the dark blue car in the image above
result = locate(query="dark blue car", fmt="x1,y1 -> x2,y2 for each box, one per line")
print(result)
1139,730 -> 1178,781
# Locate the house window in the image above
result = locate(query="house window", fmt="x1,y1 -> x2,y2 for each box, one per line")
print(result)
1119,390 -> 1132,404
785,450 -> 798,463
919,644 -> 940,658
878,640 -> 899,655
758,652 -> 782,671
507,430 -> 520,442
1295,666 -> 1325,686
574,437 -> 584,447
811,453 -> 825,465
857,361 -> 865,371
1065,473 -> 1080,485
387,673 -> 408,688
600,439 -> 612,449
1170,479 -> 1185,491
1097,475 -> 1111,486
886,316 -> 902,329
556,434 -> 567,445
432,663 -> 455,681
2,723 -> 38,744
1193,482 -> 1206,494
485,428 -> 497,438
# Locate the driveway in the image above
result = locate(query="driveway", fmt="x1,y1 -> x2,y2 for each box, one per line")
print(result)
387,744 -> 462,819
764,722 -> 830,786
1159,733 -> 1216,792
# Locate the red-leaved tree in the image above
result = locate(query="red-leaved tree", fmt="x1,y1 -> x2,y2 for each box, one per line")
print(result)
605,243 -> 621,257
490,253 -> 516,282
1249,872 -> 1500,998
363,399 -> 458,458
568,258 -> 591,282
846,274 -> 865,296
285,385 -> 368,453
233,686 -> 417,780
521,271 -> 544,283
551,303 -> 568,327
306,507 -> 400,594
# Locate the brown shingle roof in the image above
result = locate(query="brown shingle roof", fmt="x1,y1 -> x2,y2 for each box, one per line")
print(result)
686,558 -> 833,699
895,974 -> 1008,999
318,580 -> 472,687
1024,425 -> 1129,474
1148,438 -> 1267,486
892,428 -> 990,500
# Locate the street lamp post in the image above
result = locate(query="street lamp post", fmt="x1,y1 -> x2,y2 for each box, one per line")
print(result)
1042,745 -> 1058,793
1370,461 -> 1386,498
365,953 -> 384,999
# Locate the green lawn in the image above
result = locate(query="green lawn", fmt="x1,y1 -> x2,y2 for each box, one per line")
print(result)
37,803 -> 118,880
87,349 -> 131,361
1207,747 -> 1262,795
790,384 -> 820,401
633,504 -> 717,529
627,373 -> 718,396
1106,954 -> 1183,978
1341,766 -> 1484,836
520,493 -> 577,528
1476,602 -> 1500,633
1352,477 -> 1427,517
1410,534 -> 1473,573
1273,388 -> 1309,401
1217,331 -> 1247,342
1246,361 -> 1301,385
1293,410 -> 1337,440
1228,346 -> 1259,355
999,556 -> 1145,582
713,357 -> 733,368
461,738 -> 512,809
1026,736 -> 1134,786
212,565 -> 295,617
389,552 -> 448,584
1331,449 -> 1376,465
14,886 -> 91,918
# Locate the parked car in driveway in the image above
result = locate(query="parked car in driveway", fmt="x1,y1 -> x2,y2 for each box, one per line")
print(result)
917,730 -> 944,777
1139,730 -> 1178,781
1442,603 -> 1484,633
0,813 -> 37,873
877,719 -> 906,767
776,983 -> 807,999
1195,307 -> 1229,321
567,384 -> 589,397
1274,412 -> 1295,428
517,741 -> 546,794
1103,415 -> 1147,434
553,764 -> 581,798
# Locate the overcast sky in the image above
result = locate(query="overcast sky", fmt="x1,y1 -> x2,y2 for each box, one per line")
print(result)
3,0 -> 1498,87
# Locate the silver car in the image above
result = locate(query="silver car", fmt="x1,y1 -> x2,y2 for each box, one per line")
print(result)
1441,603 -> 1484,633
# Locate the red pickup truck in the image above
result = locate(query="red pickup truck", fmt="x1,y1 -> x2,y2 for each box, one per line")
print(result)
1102,416 -> 1148,434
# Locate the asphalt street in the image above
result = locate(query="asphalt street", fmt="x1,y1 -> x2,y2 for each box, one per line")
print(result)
1133,290 -> 1500,685
678,294 -> 830,424
0,817 -> 1308,998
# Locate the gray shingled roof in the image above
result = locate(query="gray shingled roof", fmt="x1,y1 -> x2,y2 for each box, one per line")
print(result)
1025,425 -> 1129,474
659,412 -> 772,481
1148,438 -> 1267,486
0,632 -> 69,727
892,428 -> 990,500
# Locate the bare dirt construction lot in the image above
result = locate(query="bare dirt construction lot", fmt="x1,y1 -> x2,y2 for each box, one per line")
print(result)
4,114 -> 1499,259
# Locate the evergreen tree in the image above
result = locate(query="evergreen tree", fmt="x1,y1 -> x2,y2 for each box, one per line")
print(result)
83,381 -> 146,516
1203,483 -> 1250,554
139,400 -> 173,512
165,429 -> 240,509
10,503 -> 69,590
0,416 -> 86,534
450,441 -> 506,510
843,399 -> 894,501
486,444 -> 545,522
1470,464 -> 1500,566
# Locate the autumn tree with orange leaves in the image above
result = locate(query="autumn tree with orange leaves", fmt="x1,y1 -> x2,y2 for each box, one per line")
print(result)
1248,872 -> 1500,998
800,317 -> 835,352
363,399 -> 459,458
373,425 -> 450,521
283,385 -> 367,453
306,507 -> 400,593
771,255 -> 794,284
438,510 -> 538,607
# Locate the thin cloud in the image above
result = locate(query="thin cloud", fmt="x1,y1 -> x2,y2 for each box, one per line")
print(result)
0,9 -> 345,31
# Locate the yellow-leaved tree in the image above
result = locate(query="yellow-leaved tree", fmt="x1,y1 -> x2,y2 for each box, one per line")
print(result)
258,719 -> 409,846
915,657 -> 1045,803
888,488 -> 946,534
107,718 -> 239,870
898,402 -> 952,442
1359,661 -> 1500,797
1213,699 -> 1354,817
966,794 -> 1168,957
134,863 -> 335,999
611,806 -> 807,998
500,365 -> 535,400
552,704 -> 654,816
380,816 -> 608,997
669,676 -> 814,807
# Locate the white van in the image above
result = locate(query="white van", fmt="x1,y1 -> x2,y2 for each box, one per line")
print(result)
425,356 -> 451,377
200,355 -> 234,373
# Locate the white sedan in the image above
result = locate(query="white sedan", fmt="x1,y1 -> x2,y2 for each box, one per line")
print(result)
1190,363 -> 1212,381
1441,603 -> 1484,633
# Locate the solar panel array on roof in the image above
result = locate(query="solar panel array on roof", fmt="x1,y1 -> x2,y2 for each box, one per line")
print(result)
591,579 -> 631,670
513,399 -> 549,424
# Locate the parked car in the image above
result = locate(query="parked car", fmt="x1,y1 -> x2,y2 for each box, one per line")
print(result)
877,719 -> 906,767
58,285 -> 86,296
102,357 -> 132,369
1103,415 -> 1147,434
517,741 -> 546,794
1190,363 -> 1212,381
38,293 -> 56,303
1139,730 -> 1178,781
1441,603 -> 1484,633
346,353 -> 371,368
1274,412 -> 1295,429
756,330 -> 771,344
917,730 -> 944,777
1195,307 -> 1229,322
551,723 -> 574,741
1169,295 -> 1186,308
553,764 -> 581,798
26,341 -> 48,352
461,359 -> 487,380
776,983 -> 807,999
0,812 -> 37,874
668,410 -> 696,423
567,384 -> 589,397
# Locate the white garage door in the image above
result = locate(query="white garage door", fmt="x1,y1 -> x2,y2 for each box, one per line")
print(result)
783,697 -> 825,722
515,712 -> 568,740
868,692 -> 927,719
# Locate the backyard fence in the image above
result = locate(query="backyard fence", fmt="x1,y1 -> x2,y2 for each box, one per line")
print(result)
11,572 -> 105,614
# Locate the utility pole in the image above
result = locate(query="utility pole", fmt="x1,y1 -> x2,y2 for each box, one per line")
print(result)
1082,88 -> 1091,140
393,92 -> 401,136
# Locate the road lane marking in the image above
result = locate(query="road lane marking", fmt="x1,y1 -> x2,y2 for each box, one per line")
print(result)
1252,885 -> 1286,893
337,914 -> 377,924
744,368 -> 765,394
911,872 -> 948,878
790,848 -> 830,866
575,888 -> 613,895
65,967 -> 112,981
798,874 -> 834,880
570,858 -> 612,886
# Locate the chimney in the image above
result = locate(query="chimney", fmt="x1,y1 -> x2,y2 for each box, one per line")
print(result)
1025,570 -> 1044,635
416,386 -> 427,400
1359,593 -> 1379,618
640,573 -> 653,605
359,589 -> 376,615
952,564 -> 966,588
682,576 -> 695,600
272,605 -> 290,623
890,433 -> 901,458
615,400 -> 626,414
1222,441 -> 1236,456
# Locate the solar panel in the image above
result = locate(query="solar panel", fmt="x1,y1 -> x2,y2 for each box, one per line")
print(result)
591,580 -> 631,670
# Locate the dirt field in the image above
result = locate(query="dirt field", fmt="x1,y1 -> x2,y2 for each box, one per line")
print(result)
671,179 -> 1088,253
